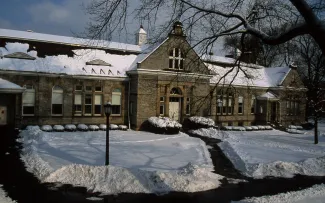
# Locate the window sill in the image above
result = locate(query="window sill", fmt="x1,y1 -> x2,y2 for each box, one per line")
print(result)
51,114 -> 63,117
22,114 -> 34,117
111,114 -> 121,117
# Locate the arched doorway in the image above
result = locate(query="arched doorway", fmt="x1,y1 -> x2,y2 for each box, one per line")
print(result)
169,87 -> 182,121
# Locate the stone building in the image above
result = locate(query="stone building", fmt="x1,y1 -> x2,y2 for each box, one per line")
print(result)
0,22 -> 306,129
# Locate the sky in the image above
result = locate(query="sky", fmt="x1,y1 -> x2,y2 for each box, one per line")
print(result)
0,0 -> 141,44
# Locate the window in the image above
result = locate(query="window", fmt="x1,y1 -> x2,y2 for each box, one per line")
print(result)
238,122 -> 243,126
112,88 -> 121,115
217,93 -> 233,115
238,96 -> 243,114
86,86 -> 92,91
52,86 -> 63,115
251,95 -> 256,114
22,85 -> 35,116
186,98 -> 190,115
94,95 -> 102,115
160,96 -> 165,115
260,106 -> 263,114
75,85 -> 82,91
286,97 -> 300,115
85,94 -> 92,115
95,86 -> 102,92
169,48 -> 184,70
74,94 -> 82,115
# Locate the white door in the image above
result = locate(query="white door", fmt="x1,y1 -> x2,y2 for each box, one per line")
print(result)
169,98 -> 180,121
0,106 -> 7,125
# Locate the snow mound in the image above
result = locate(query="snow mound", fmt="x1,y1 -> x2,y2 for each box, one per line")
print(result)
64,124 -> 76,131
257,125 -> 265,130
148,117 -> 182,128
233,126 -> 246,131
286,129 -> 305,134
89,125 -> 99,131
99,124 -> 107,130
53,125 -> 64,132
222,126 -> 233,131
189,128 -> 228,140
41,125 -> 52,132
44,163 -> 223,195
118,125 -> 128,130
251,126 -> 259,130
26,125 -> 40,131
77,124 -> 88,131
235,184 -> 325,203
244,126 -> 253,131
109,124 -> 119,130
188,116 -> 215,127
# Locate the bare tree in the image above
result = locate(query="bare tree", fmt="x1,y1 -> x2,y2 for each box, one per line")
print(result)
84,0 -> 325,57
294,36 -> 325,144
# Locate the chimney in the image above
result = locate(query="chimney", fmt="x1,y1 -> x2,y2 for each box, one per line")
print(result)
136,25 -> 147,46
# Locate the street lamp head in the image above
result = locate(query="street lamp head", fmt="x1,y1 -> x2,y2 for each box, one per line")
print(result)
104,102 -> 112,116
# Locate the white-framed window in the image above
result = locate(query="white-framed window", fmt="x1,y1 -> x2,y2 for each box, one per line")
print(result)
74,94 -> 82,116
94,95 -> 102,115
169,48 -> 184,69
22,85 -> 35,116
251,95 -> 256,114
112,88 -> 121,115
217,93 -> 233,115
238,96 -> 243,114
84,94 -> 92,115
186,97 -> 190,115
160,96 -> 165,115
51,86 -> 63,115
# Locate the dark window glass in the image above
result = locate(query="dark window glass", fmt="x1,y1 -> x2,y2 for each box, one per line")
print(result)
95,105 -> 101,114
169,50 -> 173,56
95,86 -> 102,92
86,86 -> 92,91
160,104 -> 164,115
180,59 -> 183,69
169,59 -> 173,68
52,104 -> 62,115
85,105 -> 92,114
23,106 -> 34,115
175,48 -> 179,57
186,104 -> 190,115
74,105 -> 82,112
238,122 -> 243,126
76,85 -> 82,91
175,60 -> 179,69
112,105 -> 121,115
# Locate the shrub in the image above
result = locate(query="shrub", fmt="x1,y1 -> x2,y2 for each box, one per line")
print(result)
118,125 -> 128,131
89,125 -> 99,131
221,126 -> 233,131
41,125 -> 53,132
77,124 -> 88,131
244,126 -> 253,131
99,124 -> 107,131
233,126 -> 246,131
53,125 -> 64,132
141,117 -> 182,134
64,124 -> 76,132
109,124 -> 119,130
26,126 -> 40,131
251,126 -> 259,131
183,116 -> 215,130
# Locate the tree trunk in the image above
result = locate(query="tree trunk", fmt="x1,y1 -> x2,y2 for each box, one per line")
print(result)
314,117 -> 319,144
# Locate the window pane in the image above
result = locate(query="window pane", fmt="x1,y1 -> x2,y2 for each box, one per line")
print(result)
52,92 -> 63,104
95,95 -> 102,105
95,105 -> 101,114
112,105 -> 121,114
52,104 -> 62,115
186,104 -> 190,115
86,86 -> 92,91
23,106 -> 34,115
75,95 -> 82,105
74,105 -> 82,112
169,50 -> 174,56
238,96 -> 243,103
95,86 -> 102,92
175,48 -> 179,57
85,105 -> 92,114
85,95 -> 92,104
23,91 -> 35,104
160,104 -> 164,115
180,59 -> 183,69
75,85 -> 82,91
112,94 -> 121,105
175,59 -> 179,69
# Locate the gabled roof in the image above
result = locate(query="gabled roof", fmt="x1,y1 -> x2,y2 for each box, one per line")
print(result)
0,77 -> 24,93
206,56 -> 291,88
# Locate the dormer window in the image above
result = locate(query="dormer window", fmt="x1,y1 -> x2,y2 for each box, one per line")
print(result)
86,59 -> 111,66
169,48 -> 184,70
4,52 -> 36,60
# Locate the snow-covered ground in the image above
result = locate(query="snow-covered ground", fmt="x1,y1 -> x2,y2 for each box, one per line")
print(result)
192,127 -> 325,179
19,127 -> 222,195
0,185 -> 16,203
234,184 -> 325,203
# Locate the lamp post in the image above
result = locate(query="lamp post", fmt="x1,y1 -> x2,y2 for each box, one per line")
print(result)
104,102 -> 112,165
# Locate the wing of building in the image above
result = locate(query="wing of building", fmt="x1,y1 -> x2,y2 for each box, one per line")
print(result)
0,22 -> 306,128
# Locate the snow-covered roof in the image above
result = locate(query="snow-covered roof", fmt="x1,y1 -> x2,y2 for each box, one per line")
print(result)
0,28 -> 141,53
257,92 -> 279,100
0,43 -> 137,78
0,77 -> 24,93
207,60 -> 291,87
202,54 -> 265,69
